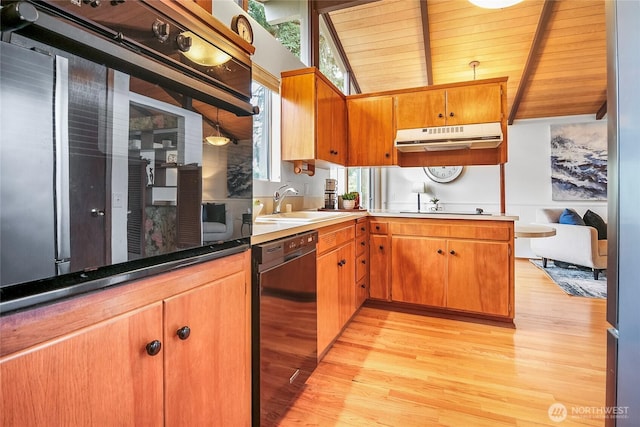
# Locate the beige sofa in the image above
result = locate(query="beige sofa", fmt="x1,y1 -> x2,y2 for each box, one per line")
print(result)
530,208 -> 607,280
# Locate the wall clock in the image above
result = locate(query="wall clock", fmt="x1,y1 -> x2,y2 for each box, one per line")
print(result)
231,15 -> 254,44
423,166 -> 464,183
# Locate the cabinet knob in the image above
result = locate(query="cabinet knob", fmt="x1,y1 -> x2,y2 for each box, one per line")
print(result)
379,245 -> 384,250
449,250 -> 456,255
176,326 -> 191,340
449,112 -> 455,117
437,249 -> 443,254
361,284 -> 366,289
145,340 -> 162,356
375,226 -> 380,230
360,227 -> 366,231
385,153 -> 390,158
438,113 -> 444,118
361,241 -> 366,246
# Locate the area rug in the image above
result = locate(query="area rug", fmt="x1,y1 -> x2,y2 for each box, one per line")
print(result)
529,259 -> 607,299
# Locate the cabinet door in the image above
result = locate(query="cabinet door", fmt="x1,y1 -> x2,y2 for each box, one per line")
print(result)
163,271 -> 249,427
281,72 -> 316,161
391,236 -> 447,306
316,80 -> 347,165
317,248 -> 342,355
445,84 -> 502,125
331,88 -> 348,165
347,96 -> 395,166
338,241 -> 356,327
1,304 -> 164,427
395,89 -> 446,129
369,234 -> 391,300
446,240 -> 510,316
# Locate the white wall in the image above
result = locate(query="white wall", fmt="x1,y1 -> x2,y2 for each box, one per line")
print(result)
383,114 -> 608,258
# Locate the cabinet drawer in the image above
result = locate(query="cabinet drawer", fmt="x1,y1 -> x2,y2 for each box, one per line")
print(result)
390,220 -> 511,241
356,253 -> 368,282
355,219 -> 368,237
355,235 -> 368,255
318,223 -> 355,254
370,221 -> 388,234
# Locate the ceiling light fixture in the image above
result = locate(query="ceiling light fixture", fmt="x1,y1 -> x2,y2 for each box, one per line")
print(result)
205,109 -> 231,146
468,0 -> 523,9
469,60 -> 480,80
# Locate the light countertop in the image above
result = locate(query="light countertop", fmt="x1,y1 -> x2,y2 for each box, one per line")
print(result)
251,210 -> 518,245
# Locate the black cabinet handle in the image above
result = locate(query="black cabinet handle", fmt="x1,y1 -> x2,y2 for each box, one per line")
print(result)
449,112 -> 455,117
361,284 -> 366,289
360,227 -> 366,231
449,250 -> 456,255
385,153 -> 390,158
176,326 -> 191,340
145,340 -> 162,356
361,260 -> 366,264
361,241 -> 366,246
375,226 -> 380,230
379,245 -> 384,250
438,113 -> 444,118
437,249 -> 443,254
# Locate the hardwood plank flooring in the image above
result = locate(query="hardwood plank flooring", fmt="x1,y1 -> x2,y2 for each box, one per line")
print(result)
278,259 -> 608,426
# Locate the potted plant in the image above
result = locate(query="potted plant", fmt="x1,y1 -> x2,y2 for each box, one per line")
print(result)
429,197 -> 440,211
341,192 -> 357,210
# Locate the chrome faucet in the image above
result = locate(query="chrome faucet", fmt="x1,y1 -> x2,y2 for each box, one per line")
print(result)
273,185 -> 299,214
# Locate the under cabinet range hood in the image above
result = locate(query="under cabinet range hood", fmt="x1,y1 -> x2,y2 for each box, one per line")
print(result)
395,122 -> 503,152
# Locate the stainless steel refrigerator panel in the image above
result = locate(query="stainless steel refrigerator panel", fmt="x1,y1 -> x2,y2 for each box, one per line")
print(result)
0,43 -> 56,286
54,55 -> 71,263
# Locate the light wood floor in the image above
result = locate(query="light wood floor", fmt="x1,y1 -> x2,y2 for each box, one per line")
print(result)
278,259 -> 608,427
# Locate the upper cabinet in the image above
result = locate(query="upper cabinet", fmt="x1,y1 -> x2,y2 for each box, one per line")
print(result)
347,95 -> 396,166
281,68 -> 347,167
395,82 -> 503,129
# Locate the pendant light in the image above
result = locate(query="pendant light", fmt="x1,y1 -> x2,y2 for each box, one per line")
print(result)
468,0 -> 523,9
205,109 -> 230,146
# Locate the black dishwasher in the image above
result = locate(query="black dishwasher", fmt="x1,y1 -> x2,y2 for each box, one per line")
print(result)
252,230 -> 318,427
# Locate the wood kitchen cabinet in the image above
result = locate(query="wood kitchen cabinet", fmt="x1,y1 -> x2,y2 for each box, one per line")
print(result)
281,67 -> 347,166
1,304 -> 164,426
316,222 -> 355,358
347,95 -> 396,166
395,80 -> 503,129
384,218 -> 514,321
1,252 -> 251,426
369,220 -> 391,301
354,217 -> 369,308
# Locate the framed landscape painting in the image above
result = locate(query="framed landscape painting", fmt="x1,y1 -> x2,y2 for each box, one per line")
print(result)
550,122 -> 607,201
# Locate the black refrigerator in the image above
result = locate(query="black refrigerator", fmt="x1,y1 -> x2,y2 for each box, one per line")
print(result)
605,1 -> 640,426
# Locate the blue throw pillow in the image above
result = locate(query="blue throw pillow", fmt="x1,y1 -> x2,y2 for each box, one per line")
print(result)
583,209 -> 607,240
559,208 -> 586,226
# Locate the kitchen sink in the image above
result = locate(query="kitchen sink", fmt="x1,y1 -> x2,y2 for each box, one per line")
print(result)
255,211 -> 348,223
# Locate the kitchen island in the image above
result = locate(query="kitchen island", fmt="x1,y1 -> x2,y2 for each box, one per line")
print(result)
254,210 -> 518,324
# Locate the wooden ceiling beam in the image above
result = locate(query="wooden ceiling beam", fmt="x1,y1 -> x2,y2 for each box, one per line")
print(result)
508,0 -> 555,125
313,0 -> 380,15
596,100 -> 607,120
324,14 -> 361,94
420,0 -> 433,86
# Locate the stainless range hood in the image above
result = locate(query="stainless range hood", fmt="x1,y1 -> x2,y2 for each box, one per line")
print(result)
395,122 -> 503,152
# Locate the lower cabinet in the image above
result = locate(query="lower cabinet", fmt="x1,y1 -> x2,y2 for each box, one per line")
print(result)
1,253 -> 250,427
370,218 -> 514,320
317,222 -> 356,358
1,304 -> 165,426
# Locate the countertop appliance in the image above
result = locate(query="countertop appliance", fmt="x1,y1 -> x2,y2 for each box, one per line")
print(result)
0,0 -> 254,314
252,231 -> 318,427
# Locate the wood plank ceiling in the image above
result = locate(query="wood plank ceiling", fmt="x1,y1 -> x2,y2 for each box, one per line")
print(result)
327,0 -> 607,122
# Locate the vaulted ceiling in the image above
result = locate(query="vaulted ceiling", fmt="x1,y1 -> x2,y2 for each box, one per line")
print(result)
322,0 -> 607,123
